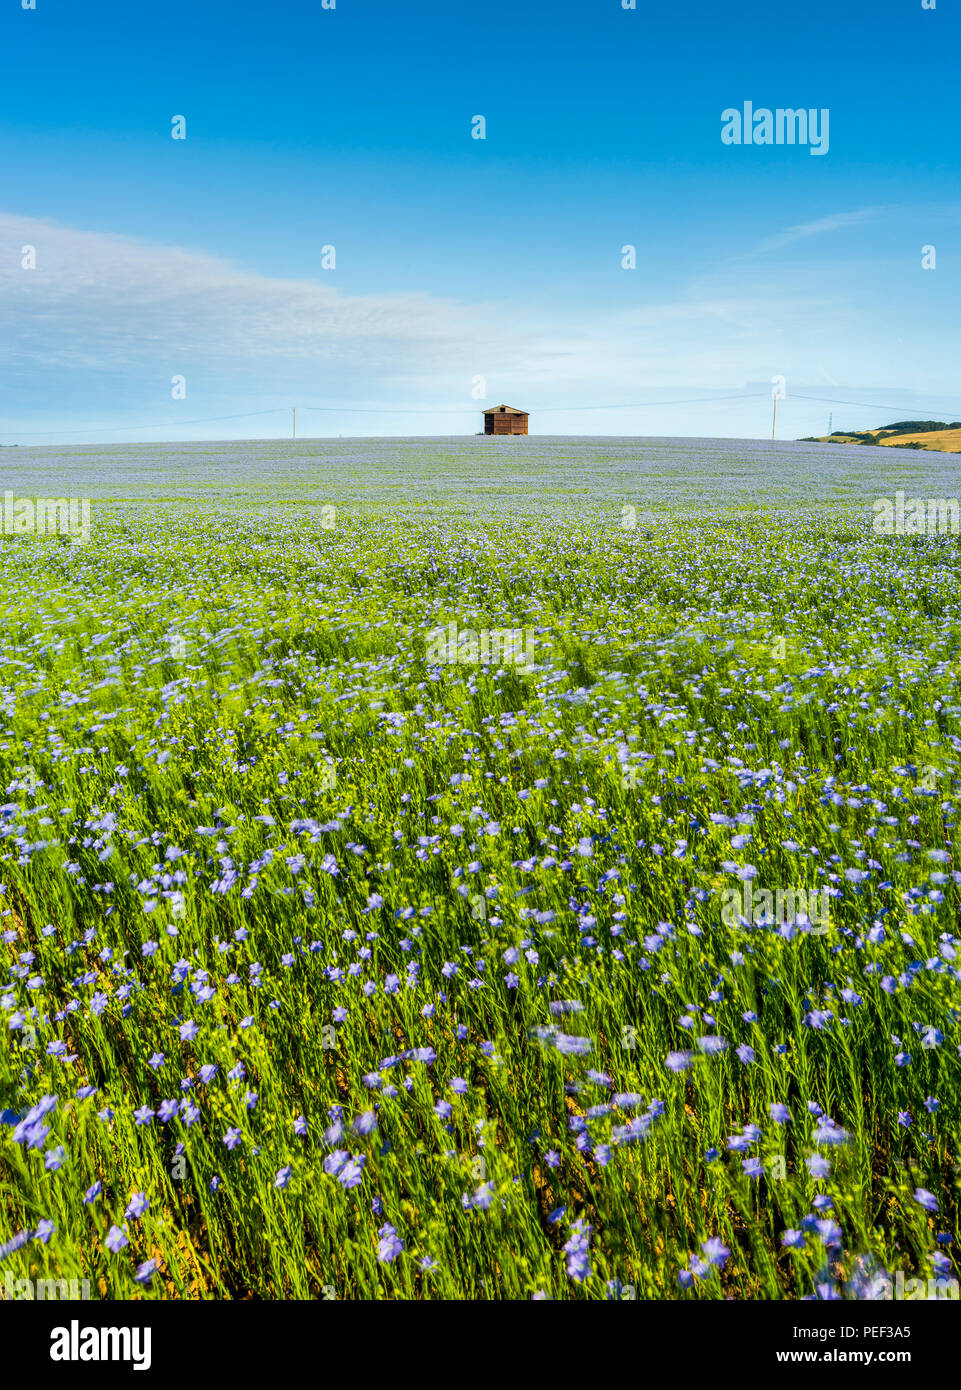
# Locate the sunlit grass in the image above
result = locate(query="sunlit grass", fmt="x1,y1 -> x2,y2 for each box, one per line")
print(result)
1,442 -> 959,1299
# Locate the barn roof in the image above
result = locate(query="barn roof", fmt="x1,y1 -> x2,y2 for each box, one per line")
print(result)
483,404 -> 528,415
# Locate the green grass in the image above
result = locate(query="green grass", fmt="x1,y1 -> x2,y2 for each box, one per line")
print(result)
0,440 -> 959,1299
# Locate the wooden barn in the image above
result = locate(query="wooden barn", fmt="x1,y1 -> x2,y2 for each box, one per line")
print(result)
484,404 -> 528,436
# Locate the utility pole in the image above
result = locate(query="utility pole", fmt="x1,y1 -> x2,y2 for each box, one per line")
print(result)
292,407 -> 296,440
828,411 -> 833,435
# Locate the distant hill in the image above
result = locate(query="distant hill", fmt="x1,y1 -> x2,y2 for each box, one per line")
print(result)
799,420 -> 961,451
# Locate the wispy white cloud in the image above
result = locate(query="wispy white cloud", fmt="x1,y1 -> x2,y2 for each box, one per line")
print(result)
0,211 -> 846,405
0,211 -> 956,439
0,212 -> 511,378
755,206 -> 888,253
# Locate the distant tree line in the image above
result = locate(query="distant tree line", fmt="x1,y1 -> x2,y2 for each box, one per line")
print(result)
799,420 -> 961,445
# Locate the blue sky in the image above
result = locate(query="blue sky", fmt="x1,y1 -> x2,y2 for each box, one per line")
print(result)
1,0 -> 958,442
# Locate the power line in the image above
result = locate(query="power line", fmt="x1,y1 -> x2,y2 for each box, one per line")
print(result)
297,391 -> 771,414
790,392 -> 961,417
0,391 -> 772,438
2,390 -> 960,440
0,409 -> 287,438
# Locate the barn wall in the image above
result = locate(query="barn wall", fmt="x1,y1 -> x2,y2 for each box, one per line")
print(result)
485,415 -> 528,435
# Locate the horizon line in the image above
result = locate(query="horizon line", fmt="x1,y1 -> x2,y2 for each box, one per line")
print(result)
0,430 -> 934,450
